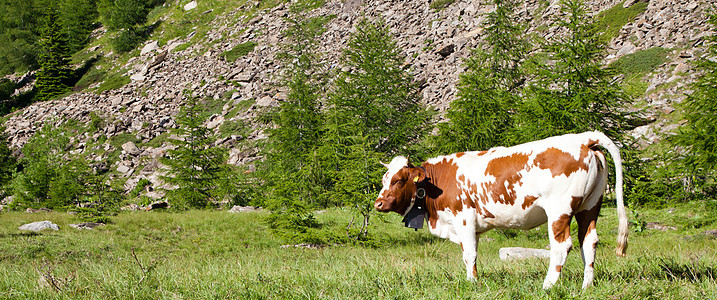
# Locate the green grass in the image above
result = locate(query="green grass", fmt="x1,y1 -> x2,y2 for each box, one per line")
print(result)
594,1 -> 649,44
220,41 -> 258,63
429,0 -> 456,10
96,71 -> 130,93
610,47 -> 670,98
610,47 -> 670,76
0,205 -> 715,298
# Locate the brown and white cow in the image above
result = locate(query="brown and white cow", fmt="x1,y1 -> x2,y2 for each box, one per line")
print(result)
375,131 -> 628,289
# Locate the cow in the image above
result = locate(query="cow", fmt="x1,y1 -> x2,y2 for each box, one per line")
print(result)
374,131 -> 628,289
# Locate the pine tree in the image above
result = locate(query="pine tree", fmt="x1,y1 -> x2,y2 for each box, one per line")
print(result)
672,14 -> 717,197
35,7 -> 71,101
162,92 -> 227,209
432,0 -> 528,153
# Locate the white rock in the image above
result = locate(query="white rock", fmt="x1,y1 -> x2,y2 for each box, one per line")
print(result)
184,1 -> 197,11
18,221 -> 59,232
141,41 -> 159,56
130,73 -> 146,82
117,165 -> 132,174
499,247 -> 550,261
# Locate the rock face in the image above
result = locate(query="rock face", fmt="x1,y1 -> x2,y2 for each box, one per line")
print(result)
499,247 -> 550,261
18,221 -> 59,232
1,0 -> 712,196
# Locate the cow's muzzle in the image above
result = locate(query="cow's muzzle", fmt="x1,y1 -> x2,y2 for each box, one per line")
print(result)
374,197 -> 393,212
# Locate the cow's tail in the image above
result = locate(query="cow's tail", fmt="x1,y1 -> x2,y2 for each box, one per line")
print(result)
590,131 -> 628,257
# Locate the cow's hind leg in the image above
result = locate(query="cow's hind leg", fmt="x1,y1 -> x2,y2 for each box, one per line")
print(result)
575,196 -> 602,289
543,213 -> 573,289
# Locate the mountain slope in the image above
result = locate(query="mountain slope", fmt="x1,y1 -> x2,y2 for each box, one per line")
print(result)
1,0 -> 713,196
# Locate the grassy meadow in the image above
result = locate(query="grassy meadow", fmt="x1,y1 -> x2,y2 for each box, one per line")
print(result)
0,205 -> 715,299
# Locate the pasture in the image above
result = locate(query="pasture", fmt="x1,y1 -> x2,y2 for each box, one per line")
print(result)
1,205 -> 715,299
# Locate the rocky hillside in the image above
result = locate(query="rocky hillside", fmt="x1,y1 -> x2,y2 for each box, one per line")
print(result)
1,0 -> 713,196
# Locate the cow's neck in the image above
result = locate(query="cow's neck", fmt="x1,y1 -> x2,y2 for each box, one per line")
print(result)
420,160 -> 462,229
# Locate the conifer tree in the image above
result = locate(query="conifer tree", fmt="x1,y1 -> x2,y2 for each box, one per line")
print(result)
432,0 -> 528,153
0,127 -> 16,198
35,7 -> 72,101
325,18 -> 430,239
0,0 -> 41,75
59,0 -> 98,53
11,122 -> 86,209
672,14 -> 717,197
258,2 -> 327,241
162,92 -> 227,209
515,0 -> 628,142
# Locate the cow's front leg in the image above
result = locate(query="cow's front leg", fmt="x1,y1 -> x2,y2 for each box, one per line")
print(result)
460,237 -> 477,280
455,224 -> 478,281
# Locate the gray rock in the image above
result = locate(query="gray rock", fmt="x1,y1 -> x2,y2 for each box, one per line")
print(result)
130,73 -> 146,82
117,165 -> 132,174
279,243 -> 324,249
646,222 -> 677,231
141,41 -> 159,56
69,222 -> 105,230
121,203 -> 141,211
122,141 -> 141,156
623,0 -> 639,8
228,205 -> 261,213
18,221 -> 59,232
499,247 -> 550,261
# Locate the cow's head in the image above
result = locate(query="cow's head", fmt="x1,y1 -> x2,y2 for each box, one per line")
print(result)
374,156 -> 427,214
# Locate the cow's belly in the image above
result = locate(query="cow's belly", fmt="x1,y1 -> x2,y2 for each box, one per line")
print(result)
484,204 -> 548,230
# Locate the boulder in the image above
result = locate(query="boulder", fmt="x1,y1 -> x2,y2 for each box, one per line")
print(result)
18,221 -> 59,232
499,247 -> 550,261
122,141 -> 141,156
130,73 -> 146,82
183,1 -> 197,11
141,41 -> 159,56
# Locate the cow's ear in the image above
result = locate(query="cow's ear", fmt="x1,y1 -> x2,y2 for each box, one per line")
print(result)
411,166 -> 426,183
